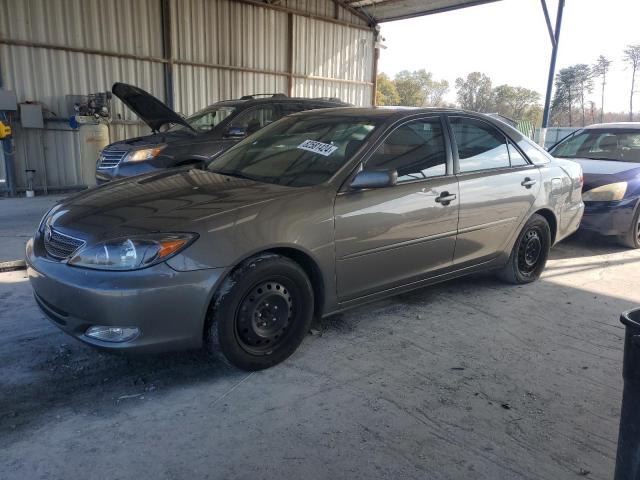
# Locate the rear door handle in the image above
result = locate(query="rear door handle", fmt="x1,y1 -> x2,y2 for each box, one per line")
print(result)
521,177 -> 537,188
435,192 -> 457,205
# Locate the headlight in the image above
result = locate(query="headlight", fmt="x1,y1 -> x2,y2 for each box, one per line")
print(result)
582,182 -> 628,202
68,233 -> 197,271
123,145 -> 166,163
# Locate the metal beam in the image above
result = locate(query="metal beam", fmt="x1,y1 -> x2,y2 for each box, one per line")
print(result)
0,39 -> 373,88
287,13 -> 294,96
160,0 -> 174,109
0,38 -> 168,64
330,0 -> 374,25
540,0 -> 565,146
372,44 -> 379,106
539,0 -> 556,48
352,0 -> 501,23
228,0 -> 374,31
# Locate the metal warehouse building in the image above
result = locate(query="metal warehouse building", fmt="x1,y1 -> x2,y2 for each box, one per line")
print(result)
0,0 -> 496,193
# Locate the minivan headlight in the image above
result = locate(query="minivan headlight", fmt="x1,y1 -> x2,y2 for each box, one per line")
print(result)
582,182 -> 627,202
123,145 -> 166,163
68,233 -> 197,271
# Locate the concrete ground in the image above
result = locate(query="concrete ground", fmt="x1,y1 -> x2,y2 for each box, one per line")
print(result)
1,228 -> 637,479
0,195 -> 66,262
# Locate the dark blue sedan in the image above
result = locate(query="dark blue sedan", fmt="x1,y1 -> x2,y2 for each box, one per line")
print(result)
549,123 -> 640,248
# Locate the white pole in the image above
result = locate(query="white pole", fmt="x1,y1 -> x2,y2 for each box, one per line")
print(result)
538,127 -> 548,149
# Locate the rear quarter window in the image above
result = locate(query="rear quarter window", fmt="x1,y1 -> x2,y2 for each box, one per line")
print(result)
517,138 -> 551,165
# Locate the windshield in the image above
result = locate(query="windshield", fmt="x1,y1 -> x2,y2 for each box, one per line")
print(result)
207,115 -> 380,187
169,107 -> 236,133
550,129 -> 640,162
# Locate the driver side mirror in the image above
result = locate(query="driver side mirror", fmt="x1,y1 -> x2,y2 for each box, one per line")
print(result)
350,170 -> 398,190
224,126 -> 247,138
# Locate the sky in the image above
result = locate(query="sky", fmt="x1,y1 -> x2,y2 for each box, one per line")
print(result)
378,0 -> 640,112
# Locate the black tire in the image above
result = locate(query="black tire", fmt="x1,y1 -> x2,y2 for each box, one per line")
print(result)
618,204 -> 640,249
206,253 -> 314,371
497,214 -> 551,285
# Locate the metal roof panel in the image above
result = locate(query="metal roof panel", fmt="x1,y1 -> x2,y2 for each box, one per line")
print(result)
347,0 -> 500,23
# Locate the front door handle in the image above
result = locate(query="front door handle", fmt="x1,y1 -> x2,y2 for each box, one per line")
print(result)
435,192 -> 457,205
521,177 -> 537,188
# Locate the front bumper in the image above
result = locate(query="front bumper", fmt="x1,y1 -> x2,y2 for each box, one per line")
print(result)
26,238 -> 225,354
580,197 -> 639,236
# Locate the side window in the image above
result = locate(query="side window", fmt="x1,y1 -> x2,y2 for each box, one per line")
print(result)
228,106 -> 279,135
188,112 -> 218,132
508,142 -> 529,166
450,117 -> 510,173
365,118 -> 447,183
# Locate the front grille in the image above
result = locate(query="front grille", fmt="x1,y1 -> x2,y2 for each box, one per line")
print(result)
44,227 -> 86,260
97,149 -> 128,169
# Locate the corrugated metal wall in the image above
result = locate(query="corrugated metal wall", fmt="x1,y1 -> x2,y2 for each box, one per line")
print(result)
0,0 -> 375,192
171,0 -> 290,114
292,16 -> 373,105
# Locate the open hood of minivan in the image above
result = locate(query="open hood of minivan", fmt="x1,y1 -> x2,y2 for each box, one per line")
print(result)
112,82 -> 195,133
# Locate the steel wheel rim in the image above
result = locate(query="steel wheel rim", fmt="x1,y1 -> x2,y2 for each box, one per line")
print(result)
518,228 -> 543,275
235,280 -> 294,355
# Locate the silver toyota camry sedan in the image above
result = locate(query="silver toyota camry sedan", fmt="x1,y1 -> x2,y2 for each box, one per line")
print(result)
27,108 -> 584,370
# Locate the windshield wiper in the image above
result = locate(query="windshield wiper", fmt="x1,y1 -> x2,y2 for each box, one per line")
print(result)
213,170 -> 261,182
580,156 -> 624,161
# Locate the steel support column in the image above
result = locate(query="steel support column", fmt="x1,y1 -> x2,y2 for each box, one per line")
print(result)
287,13 -> 294,96
161,0 -> 174,109
539,0 -> 565,147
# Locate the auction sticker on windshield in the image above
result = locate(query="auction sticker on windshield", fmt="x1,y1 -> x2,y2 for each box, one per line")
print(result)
297,140 -> 338,156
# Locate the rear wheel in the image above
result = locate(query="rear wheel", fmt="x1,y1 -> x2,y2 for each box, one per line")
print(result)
497,214 -> 551,284
206,254 -> 314,371
618,205 -> 640,249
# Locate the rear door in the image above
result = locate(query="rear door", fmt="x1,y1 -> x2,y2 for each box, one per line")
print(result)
334,115 -> 459,301
448,115 -> 540,266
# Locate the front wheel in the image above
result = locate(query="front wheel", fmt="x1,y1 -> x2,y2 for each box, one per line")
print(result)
206,254 -> 314,370
497,214 -> 551,284
618,204 -> 640,249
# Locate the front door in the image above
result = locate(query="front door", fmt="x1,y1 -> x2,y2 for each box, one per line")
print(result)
334,116 -> 459,302
448,115 -> 541,266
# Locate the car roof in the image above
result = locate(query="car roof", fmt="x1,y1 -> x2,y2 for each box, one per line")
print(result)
582,122 -> 640,130
288,106 -> 498,121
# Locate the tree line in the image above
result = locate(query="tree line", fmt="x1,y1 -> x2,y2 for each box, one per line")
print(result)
376,43 -> 640,127
376,69 -> 542,124
552,45 -> 640,126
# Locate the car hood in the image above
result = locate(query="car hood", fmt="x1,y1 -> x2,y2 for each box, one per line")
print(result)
112,82 -> 195,133
106,130 -> 199,150
567,158 -> 640,191
48,169 -> 299,242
